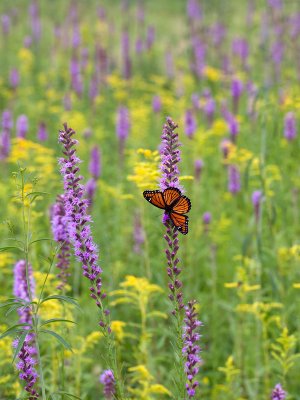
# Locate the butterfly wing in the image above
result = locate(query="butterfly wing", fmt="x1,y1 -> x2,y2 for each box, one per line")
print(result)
163,187 -> 182,207
172,196 -> 191,214
143,190 -> 166,209
170,212 -> 189,235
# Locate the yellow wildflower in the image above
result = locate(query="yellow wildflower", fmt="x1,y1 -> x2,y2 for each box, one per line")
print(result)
111,320 -> 126,342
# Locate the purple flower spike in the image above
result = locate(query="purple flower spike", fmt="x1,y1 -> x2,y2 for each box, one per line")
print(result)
116,106 -> 130,161
160,118 -> 185,313
10,68 -> 20,90
146,26 -> 155,50
121,30 -> 131,79
271,383 -> 286,400
85,178 -> 97,208
231,77 -> 243,113
202,212 -> 211,225
187,0 -> 202,21
182,300 -> 202,398
89,146 -> 101,179
1,14 -> 11,35
58,123 -> 109,331
284,112 -> 297,141
185,110 -> 197,139
268,0 -> 282,10
16,115 -> 29,139
51,195 -> 71,290
228,165 -> 241,194
37,122 -> 48,142
152,95 -> 162,113
2,110 -> 13,131
133,212 -> 145,254
232,38 -> 249,67
100,370 -> 115,399
194,159 -> 203,181
13,260 -> 39,398
252,190 -> 262,223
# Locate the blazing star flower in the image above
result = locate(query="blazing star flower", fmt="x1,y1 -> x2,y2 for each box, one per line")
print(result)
89,146 -> 101,179
0,110 -> 12,159
152,95 -> 162,113
9,68 -> 20,89
116,106 -> 130,161
252,190 -> 262,222
160,117 -> 185,314
185,110 -> 197,139
2,109 -> 13,131
268,0 -> 282,10
133,212 -> 145,254
165,51 -> 174,79
51,195 -> 71,290
13,260 -> 38,399
232,37 -> 249,66
187,0 -> 202,21
146,26 -> 155,50
135,37 -> 143,54
121,30 -> 131,79
231,77 -> 243,113
29,0 -> 41,42
182,300 -> 202,398
100,370 -> 115,399
202,212 -> 211,225
1,14 -> 11,35
58,123 -> 110,331
37,122 -> 48,142
85,178 -> 97,208
194,159 -> 203,181
16,115 -> 29,139
271,383 -> 286,400
228,165 -> 241,194
284,112 -> 297,141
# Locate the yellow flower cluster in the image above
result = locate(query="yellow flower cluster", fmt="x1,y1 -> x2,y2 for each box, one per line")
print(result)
9,138 -> 56,186
128,149 -> 160,190
0,252 -> 14,274
128,364 -> 171,398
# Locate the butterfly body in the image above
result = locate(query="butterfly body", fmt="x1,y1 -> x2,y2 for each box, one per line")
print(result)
143,187 -> 191,235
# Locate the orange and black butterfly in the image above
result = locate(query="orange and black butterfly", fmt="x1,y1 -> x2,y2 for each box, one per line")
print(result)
143,187 -> 191,235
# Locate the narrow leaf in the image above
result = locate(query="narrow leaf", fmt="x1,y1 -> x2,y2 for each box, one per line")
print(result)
40,319 -> 76,327
0,246 -> 23,253
30,238 -> 53,246
41,295 -> 81,310
12,330 -> 28,363
52,392 -> 82,400
40,329 -> 72,351
0,323 -> 32,340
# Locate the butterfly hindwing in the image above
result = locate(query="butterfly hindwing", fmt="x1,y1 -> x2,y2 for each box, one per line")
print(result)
143,190 -> 166,209
170,212 -> 189,235
163,187 -> 182,207
172,196 -> 191,214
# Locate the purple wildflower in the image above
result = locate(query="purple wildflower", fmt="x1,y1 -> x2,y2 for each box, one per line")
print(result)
2,110 -> 13,131
202,212 -> 211,225
210,22 -> 226,47
133,212 -> 145,254
146,26 -> 155,50
284,112 -> 297,141
252,190 -> 262,223
37,122 -> 48,142
89,146 -> 101,179
220,139 -> 231,159
271,384 -> 286,400
187,0 -> 202,21
182,300 -> 202,398
50,195 -> 71,290
135,37 -> 143,54
160,118 -> 185,314
165,51 -> 174,79
29,0 -> 41,42
192,37 -> 206,78
16,115 -> 29,139
201,90 -> 215,124
152,95 -> 162,113
89,73 -> 99,103
121,30 -> 131,79
24,36 -> 33,48
185,110 -> 197,139
85,178 -> 97,209
116,106 -> 130,160
100,369 -> 115,399
72,23 -> 81,49
9,68 -> 20,90
232,38 -> 249,67
194,159 -> 203,181
58,123 -> 109,331
223,110 -> 239,141
228,165 -> 241,194
13,260 -> 38,399
268,0 -> 282,10
231,77 -> 243,114
1,14 -> 11,35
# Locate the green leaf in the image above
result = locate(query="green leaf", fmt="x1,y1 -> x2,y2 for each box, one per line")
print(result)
0,323 -> 32,340
0,246 -> 23,253
40,329 -> 72,351
52,392 -> 82,400
6,304 -> 25,317
25,191 -> 49,198
40,318 -> 76,327
29,238 -> 53,246
41,295 -> 81,310
12,330 -> 28,363
0,301 -> 21,309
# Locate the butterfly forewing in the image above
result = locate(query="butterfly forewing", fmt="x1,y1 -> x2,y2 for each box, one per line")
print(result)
172,196 -> 191,214
143,190 -> 166,209
163,187 -> 182,206
170,212 -> 189,235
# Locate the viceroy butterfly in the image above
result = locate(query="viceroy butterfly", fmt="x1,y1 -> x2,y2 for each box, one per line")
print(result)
143,187 -> 191,235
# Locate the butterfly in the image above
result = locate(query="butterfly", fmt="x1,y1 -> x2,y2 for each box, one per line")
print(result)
143,187 -> 191,235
